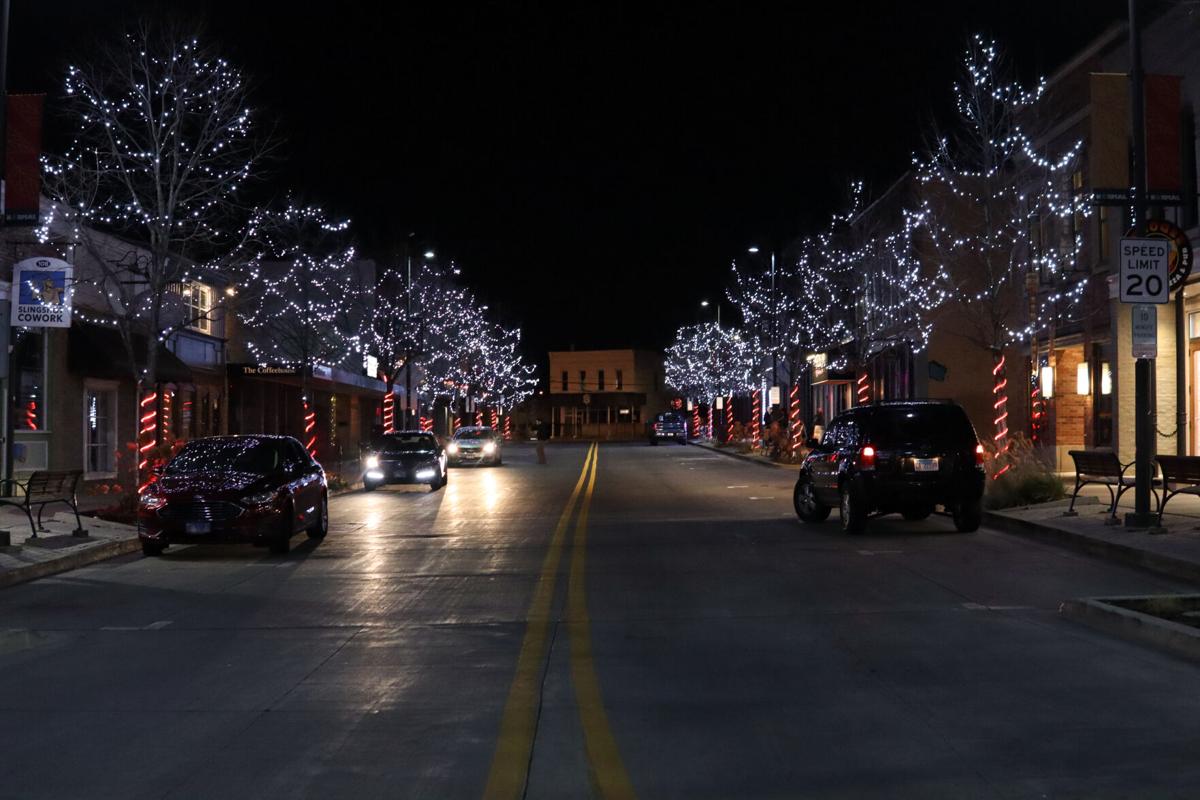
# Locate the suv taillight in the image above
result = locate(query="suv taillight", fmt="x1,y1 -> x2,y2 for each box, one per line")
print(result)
975,443 -> 985,465
860,445 -> 876,469
653,423 -> 659,432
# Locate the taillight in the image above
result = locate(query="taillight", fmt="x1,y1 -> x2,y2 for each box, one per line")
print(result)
975,443 -> 985,465
860,445 -> 876,468
653,423 -> 659,432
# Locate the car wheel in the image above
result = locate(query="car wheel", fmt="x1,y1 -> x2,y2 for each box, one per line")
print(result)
363,479 -> 380,492
307,494 -> 328,539
793,477 -> 831,523
141,540 -> 165,557
840,482 -> 868,534
953,497 -> 983,533
650,439 -> 659,446
902,505 -> 934,522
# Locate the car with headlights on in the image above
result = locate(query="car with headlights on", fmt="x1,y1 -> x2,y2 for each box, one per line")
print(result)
447,426 -> 503,466
137,435 -> 328,556
362,431 -> 449,491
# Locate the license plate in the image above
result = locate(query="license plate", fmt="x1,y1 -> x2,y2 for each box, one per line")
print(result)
185,521 -> 211,535
914,458 -> 939,472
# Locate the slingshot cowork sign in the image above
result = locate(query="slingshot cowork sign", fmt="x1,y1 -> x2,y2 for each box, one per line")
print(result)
11,257 -> 73,327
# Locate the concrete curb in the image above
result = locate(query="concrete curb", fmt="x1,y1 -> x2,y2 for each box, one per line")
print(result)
1061,596 -> 1200,663
983,510 -> 1200,584
691,441 -> 793,471
0,536 -> 143,591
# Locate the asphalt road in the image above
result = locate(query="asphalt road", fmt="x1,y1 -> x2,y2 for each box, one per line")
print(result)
3,443 -> 1200,799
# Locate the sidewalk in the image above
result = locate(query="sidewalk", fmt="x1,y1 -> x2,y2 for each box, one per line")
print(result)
691,440 -> 803,471
0,501 -> 140,590
985,488 -> 1200,584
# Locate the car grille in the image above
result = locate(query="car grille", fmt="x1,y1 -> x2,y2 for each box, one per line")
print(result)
158,501 -> 244,522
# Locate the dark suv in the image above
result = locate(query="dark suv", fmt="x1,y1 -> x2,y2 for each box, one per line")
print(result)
649,411 -> 688,445
793,401 -> 985,534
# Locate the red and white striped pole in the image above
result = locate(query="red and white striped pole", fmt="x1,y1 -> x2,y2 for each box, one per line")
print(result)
137,388 -> 159,492
382,387 -> 395,434
692,403 -> 701,440
725,396 -> 733,442
992,353 -> 1011,479
503,413 -> 512,440
789,384 -> 803,457
303,397 -> 318,459
856,371 -> 871,405
751,390 -> 762,447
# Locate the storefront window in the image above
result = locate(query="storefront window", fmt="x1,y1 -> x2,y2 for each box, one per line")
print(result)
14,330 -> 46,431
1189,311 -> 1200,340
85,384 -> 117,475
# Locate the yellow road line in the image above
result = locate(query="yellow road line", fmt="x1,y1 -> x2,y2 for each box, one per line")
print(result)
568,445 -> 637,799
484,443 -> 597,800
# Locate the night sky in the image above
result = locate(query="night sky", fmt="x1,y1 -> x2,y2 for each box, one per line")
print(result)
13,1 -> 1127,362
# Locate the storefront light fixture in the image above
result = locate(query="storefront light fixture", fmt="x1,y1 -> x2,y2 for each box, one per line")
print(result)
1101,362 -> 1112,396
1076,362 -> 1089,395
1040,365 -> 1055,399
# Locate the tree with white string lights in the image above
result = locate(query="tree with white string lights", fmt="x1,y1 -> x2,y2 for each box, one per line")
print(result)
40,21 -> 267,387
236,201 -> 361,457
665,322 -> 756,413
915,35 -> 1088,466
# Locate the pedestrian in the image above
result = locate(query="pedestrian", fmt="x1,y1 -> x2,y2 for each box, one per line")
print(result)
535,418 -> 549,464
812,409 -> 825,445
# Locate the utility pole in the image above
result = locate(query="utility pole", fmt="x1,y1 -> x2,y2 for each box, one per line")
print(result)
1127,0 -> 1157,527
405,233 -> 414,431
0,0 -> 12,491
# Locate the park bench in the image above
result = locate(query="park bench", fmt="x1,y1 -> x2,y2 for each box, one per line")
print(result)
1153,455 -> 1200,527
0,470 -> 86,539
1066,449 -> 1159,521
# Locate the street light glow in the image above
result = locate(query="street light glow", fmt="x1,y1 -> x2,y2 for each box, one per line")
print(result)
747,246 -> 760,254
700,300 -> 710,307
424,250 -> 436,259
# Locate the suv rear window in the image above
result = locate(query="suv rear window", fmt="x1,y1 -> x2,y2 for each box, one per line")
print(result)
868,406 -> 976,449
656,413 -> 684,424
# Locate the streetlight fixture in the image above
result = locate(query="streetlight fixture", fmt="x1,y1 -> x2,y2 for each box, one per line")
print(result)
423,250 -> 435,259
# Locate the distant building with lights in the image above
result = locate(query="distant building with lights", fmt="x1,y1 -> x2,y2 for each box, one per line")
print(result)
546,349 -> 670,439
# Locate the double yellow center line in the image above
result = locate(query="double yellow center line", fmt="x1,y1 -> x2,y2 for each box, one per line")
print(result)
484,443 -> 635,799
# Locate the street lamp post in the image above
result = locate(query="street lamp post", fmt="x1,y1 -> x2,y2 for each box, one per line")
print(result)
748,246 -> 779,388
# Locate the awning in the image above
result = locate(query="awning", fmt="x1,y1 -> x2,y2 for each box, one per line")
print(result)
68,323 -> 192,384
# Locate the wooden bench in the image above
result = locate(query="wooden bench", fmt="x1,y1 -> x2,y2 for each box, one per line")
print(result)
1153,455 -> 1200,526
1066,449 -> 1159,521
0,470 -> 86,539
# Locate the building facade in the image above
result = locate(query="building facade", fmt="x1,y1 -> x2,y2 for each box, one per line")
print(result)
546,349 -> 669,439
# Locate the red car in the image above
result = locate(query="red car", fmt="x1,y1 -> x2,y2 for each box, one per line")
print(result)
138,435 -> 329,556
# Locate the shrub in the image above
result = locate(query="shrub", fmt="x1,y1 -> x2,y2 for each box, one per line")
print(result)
983,434 -> 1065,509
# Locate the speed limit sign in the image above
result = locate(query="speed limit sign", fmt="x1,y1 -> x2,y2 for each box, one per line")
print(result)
1119,237 -> 1171,304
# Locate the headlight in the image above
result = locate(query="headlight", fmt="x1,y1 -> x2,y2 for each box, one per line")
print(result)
483,442 -> 497,455
243,489 -> 278,507
365,454 -> 380,469
447,443 -> 459,454
139,491 -> 166,510
415,468 -> 436,480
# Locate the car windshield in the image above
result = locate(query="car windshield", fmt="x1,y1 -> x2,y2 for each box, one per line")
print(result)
381,434 -> 437,452
165,439 -> 284,475
657,413 -> 683,424
455,430 -> 494,440
869,406 -> 976,448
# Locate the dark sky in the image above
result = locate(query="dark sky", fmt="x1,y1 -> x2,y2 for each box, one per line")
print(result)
13,1 -> 1127,360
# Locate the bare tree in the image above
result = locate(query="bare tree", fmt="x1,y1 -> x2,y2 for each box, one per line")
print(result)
41,20 -> 268,388
237,202 -> 361,456
916,35 -> 1086,456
